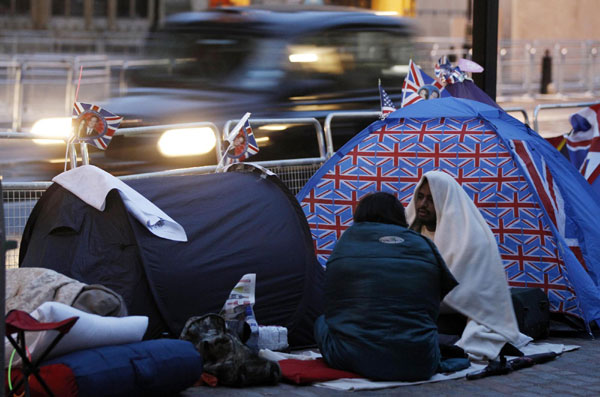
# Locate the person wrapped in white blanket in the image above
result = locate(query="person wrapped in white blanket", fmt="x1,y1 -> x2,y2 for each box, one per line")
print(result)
406,171 -> 532,361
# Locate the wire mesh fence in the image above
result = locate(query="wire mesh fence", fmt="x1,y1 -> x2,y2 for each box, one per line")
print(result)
2,186 -> 49,268
268,163 -> 322,196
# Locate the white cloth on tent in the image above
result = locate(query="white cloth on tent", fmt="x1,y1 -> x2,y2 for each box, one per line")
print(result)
53,165 -> 187,242
406,171 -> 532,361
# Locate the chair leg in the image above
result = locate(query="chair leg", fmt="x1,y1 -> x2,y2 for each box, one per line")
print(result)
6,331 -> 56,397
6,331 -> 29,397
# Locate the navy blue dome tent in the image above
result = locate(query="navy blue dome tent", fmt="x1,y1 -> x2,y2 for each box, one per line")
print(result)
19,166 -> 324,347
297,97 -> 600,328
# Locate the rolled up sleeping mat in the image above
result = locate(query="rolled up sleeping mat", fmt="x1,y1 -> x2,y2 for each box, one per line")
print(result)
43,339 -> 202,397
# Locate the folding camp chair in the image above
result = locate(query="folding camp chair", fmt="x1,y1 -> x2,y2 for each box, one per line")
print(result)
5,310 -> 78,397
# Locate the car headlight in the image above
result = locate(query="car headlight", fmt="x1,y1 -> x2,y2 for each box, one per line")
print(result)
31,117 -> 72,145
157,127 -> 217,157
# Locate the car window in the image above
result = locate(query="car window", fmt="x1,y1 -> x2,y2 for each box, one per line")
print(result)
129,30 -> 260,87
285,29 -> 413,91
127,24 -> 413,94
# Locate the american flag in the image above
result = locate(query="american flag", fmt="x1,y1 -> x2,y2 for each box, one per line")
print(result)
400,59 -> 446,108
72,102 -> 122,150
224,118 -> 259,165
378,80 -> 396,119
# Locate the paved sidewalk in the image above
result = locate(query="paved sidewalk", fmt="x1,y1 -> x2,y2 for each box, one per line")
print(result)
498,94 -> 598,138
181,333 -> 600,397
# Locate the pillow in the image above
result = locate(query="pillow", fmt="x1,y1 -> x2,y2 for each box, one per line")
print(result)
5,302 -> 148,367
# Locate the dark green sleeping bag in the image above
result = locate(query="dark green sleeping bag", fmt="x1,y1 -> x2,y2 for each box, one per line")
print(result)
315,222 -> 457,381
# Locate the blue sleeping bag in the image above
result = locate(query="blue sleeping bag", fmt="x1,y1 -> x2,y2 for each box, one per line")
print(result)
44,339 -> 202,397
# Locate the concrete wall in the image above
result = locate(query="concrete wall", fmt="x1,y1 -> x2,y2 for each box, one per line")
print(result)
414,0 -> 470,38
414,0 -> 600,41
500,0 -> 600,40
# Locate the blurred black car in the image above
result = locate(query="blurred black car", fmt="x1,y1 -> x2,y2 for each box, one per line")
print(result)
104,5 -> 416,165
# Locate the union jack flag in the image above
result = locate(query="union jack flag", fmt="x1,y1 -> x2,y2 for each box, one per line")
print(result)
72,102 -> 122,150
565,105 -> 600,195
224,119 -> 259,165
400,59 -> 447,108
378,80 -> 396,119
512,140 -> 566,235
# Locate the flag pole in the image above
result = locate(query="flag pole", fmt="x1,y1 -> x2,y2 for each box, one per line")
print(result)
556,128 -> 573,152
378,78 -> 384,120
74,65 -> 83,102
65,65 -> 84,171
75,65 -> 91,166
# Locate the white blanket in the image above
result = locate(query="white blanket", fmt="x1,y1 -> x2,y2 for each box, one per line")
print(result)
406,171 -> 531,360
53,165 -> 187,242
314,343 -> 579,391
259,343 -> 578,391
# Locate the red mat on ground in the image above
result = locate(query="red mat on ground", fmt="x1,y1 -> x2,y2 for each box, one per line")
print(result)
278,358 -> 363,384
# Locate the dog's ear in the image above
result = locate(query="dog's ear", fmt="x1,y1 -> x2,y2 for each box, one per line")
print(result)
180,313 -> 228,341
179,316 -> 201,341
204,314 -> 227,333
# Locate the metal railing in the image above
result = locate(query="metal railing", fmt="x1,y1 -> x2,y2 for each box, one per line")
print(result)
416,38 -> 600,98
0,29 -> 147,55
324,111 -> 382,156
504,107 -> 530,126
533,100 -> 600,132
0,102 -> 593,268
223,117 -> 327,161
0,55 -> 116,131
77,121 -> 221,168
1,115 -> 332,267
3,38 -> 600,131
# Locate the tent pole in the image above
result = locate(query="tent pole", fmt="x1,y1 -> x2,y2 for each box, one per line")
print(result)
472,0 -> 499,101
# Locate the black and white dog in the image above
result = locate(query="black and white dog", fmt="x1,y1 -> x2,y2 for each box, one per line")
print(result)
180,314 -> 281,387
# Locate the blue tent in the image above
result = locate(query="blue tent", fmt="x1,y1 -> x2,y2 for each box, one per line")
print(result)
297,97 -> 600,326
20,166 -> 324,347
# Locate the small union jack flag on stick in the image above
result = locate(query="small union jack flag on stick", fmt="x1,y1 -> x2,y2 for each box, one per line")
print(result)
72,102 -> 122,150
400,59 -> 446,108
217,112 -> 260,171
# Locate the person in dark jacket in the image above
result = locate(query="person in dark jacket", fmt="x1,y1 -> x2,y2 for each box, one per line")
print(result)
314,192 -> 459,381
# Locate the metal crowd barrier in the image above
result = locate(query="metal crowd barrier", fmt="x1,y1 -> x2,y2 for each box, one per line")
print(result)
323,109 -> 530,154
78,121 -> 221,167
504,107 -> 530,126
324,111 -> 381,156
2,117 -> 331,267
223,117 -> 327,160
533,100 -> 600,132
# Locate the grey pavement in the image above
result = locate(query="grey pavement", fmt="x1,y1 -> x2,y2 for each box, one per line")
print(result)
180,333 -> 600,397
498,93 -> 599,138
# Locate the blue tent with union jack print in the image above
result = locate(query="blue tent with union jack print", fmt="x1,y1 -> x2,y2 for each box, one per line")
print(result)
297,97 -> 600,326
